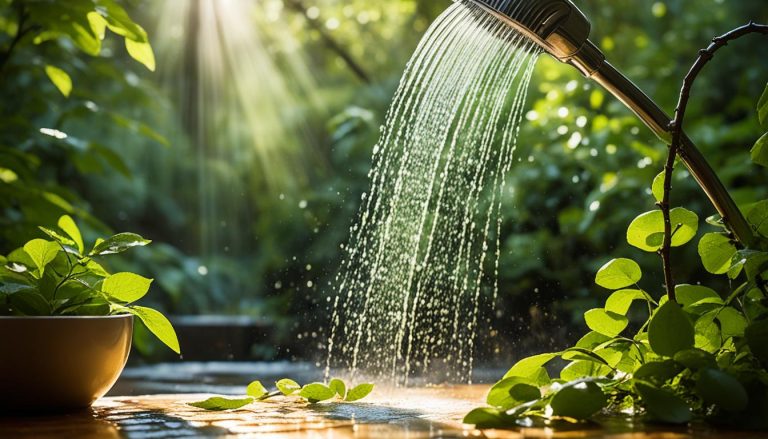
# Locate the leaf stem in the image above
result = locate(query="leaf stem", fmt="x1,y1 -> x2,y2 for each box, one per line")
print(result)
663,22 -> 768,303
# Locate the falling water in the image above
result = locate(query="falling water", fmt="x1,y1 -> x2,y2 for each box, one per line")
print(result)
326,1 -> 540,385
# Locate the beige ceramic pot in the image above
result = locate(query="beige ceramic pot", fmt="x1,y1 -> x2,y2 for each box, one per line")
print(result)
0,314 -> 133,411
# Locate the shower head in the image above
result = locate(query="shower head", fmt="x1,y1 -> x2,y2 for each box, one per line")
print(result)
470,0 -> 601,75
463,0 -> 756,246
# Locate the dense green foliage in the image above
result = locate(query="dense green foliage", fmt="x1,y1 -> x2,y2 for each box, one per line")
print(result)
188,377 -> 374,410
464,87 -> 768,428
0,214 -> 180,353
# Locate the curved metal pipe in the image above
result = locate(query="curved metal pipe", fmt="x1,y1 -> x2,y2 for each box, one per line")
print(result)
466,0 -> 756,247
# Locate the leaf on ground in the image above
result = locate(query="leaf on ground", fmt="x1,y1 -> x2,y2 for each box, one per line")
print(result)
595,258 -> 642,290
276,378 -> 301,395
329,378 -> 346,399
648,301 -> 694,357
345,383 -> 374,402
299,383 -> 336,403
463,407 -> 514,428
188,396 -> 254,411
696,368 -> 748,412
549,381 -> 607,420
246,381 -> 268,399
486,377 -> 539,410
584,308 -> 628,337
634,381 -> 692,424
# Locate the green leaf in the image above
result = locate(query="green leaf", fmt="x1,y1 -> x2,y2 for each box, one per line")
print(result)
696,368 -> 748,412
694,312 -> 722,353
128,306 -> 180,354
560,360 -> 611,381
758,83 -> 768,127
595,258 -> 642,290
717,307 -> 747,339
634,381 -> 692,424
329,378 -> 346,399
463,407 -> 514,428
44,65 -> 72,97
549,381 -> 607,420
125,38 -> 156,72
698,233 -> 737,274
90,232 -> 151,255
747,200 -> 768,238
652,171 -> 666,203
23,239 -> 60,277
675,284 -> 722,309
626,208 -> 699,252
102,272 -> 152,303
673,349 -> 717,370
8,290 -> 51,315
188,396 -> 254,411
299,383 -> 336,402
345,383 -> 374,402
38,227 -> 75,247
503,353 -> 557,385
648,301 -> 694,357
752,133 -> 768,168
58,215 -> 84,254
745,319 -> 768,364
486,377 -> 539,410
246,381 -> 268,399
575,331 -> 611,349
584,308 -> 628,337
634,360 -> 683,385
276,378 -> 301,395
605,289 -> 651,315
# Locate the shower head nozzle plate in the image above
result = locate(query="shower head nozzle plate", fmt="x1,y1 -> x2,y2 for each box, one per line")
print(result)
468,0 -> 601,72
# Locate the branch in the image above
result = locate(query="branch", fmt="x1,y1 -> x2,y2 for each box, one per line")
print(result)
0,4 -> 31,74
661,22 -> 768,302
284,0 -> 372,84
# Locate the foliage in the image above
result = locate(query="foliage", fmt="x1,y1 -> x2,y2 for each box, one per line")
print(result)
464,85 -> 768,429
0,214 -> 180,354
188,377 -> 374,410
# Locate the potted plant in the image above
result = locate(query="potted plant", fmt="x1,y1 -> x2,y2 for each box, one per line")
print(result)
0,214 -> 179,411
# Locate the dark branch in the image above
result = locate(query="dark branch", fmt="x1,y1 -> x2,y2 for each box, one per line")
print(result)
662,22 -> 768,302
0,4 -> 31,74
284,0 -> 372,84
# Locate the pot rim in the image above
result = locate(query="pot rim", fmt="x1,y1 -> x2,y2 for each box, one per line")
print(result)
0,314 -> 134,320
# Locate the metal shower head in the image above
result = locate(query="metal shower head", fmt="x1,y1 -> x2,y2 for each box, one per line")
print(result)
463,0 -> 756,246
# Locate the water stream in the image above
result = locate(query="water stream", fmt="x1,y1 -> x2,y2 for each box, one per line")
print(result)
326,1 -> 541,385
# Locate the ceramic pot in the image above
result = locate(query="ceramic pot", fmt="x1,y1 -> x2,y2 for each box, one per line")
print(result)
0,314 -> 133,411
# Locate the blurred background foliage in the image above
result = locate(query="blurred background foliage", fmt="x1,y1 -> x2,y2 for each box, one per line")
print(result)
1,0 -> 767,365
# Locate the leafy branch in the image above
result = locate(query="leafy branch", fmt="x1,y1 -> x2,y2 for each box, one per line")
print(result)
660,22 -> 768,302
188,378 -> 374,411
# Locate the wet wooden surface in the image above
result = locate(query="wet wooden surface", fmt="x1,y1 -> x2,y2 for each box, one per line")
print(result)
0,386 -> 765,438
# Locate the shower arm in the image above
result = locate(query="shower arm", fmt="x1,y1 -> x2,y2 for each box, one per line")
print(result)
566,41 -> 756,248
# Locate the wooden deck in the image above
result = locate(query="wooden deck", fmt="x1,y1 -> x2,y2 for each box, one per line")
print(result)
1,385 -> 763,438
